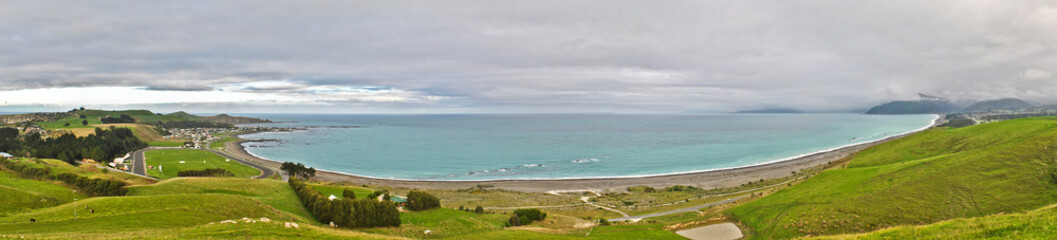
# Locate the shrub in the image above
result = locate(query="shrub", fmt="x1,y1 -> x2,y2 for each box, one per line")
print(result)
507,208 -> 546,226
55,173 -> 128,196
406,191 -> 441,211
474,206 -> 485,214
0,159 -> 51,179
599,218 -> 611,226
177,168 -> 234,177
342,189 -> 356,199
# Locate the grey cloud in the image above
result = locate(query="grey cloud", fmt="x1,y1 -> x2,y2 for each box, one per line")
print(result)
1,1 -> 1057,112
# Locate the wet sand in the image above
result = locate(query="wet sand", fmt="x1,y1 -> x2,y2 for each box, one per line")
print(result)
225,116 -> 941,192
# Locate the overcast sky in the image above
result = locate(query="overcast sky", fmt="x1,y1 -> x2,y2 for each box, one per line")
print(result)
1,0 -> 1056,113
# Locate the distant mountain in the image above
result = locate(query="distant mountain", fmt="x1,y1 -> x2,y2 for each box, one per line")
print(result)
964,98 -> 1034,112
735,108 -> 803,114
197,114 -> 272,124
865,100 -> 962,114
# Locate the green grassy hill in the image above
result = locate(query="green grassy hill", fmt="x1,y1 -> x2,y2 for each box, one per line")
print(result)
727,117 -> 1057,239
0,194 -> 289,236
144,149 -> 261,179
0,171 -> 84,216
814,203 -> 1057,239
35,109 -> 193,129
128,178 -> 315,222
308,184 -> 376,200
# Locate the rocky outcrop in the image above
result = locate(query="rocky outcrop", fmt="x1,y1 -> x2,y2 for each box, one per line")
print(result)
0,112 -> 73,125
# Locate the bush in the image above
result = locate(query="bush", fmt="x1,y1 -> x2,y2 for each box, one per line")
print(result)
100,114 -> 136,124
0,159 -> 51,179
177,168 -> 234,177
599,218 -> 611,226
55,173 -> 128,196
507,208 -> 546,226
474,205 -> 485,214
406,191 -> 441,211
342,189 -> 356,199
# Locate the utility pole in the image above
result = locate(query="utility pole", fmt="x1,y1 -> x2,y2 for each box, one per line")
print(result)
73,190 -> 78,218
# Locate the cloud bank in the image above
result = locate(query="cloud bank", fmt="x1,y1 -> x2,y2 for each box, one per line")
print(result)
1,1 -> 1056,113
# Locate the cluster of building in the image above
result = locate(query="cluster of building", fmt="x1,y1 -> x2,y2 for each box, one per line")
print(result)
163,127 -> 240,148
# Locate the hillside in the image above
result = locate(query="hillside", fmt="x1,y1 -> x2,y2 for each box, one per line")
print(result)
964,98 -> 1034,112
198,113 -> 272,124
727,117 -> 1057,238
813,203 -> 1057,239
0,112 -> 71,125
865,100 -> 962,114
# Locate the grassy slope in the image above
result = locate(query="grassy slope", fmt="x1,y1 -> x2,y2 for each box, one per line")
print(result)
451,224 -> 683,239
34,109 -> 186,145
128,178 -> 315,223
144,149 -> 261,179
816,203 -> 1057,239
0,171 -> 85,216
19,158 -> 156,185
35,110 -> 185,129
0,194 -> 288,235
727,117 -> 1057,239
309,184 -> 375,200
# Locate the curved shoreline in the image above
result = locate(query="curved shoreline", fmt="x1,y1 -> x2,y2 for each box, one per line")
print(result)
226,114 -> 941,192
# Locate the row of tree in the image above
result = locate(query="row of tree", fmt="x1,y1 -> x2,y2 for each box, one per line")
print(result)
289,179 -> 400,228
100,114 -> 136,124
0,159 -> 51,179
0,127 -> 147,165
177,168 -> 234,177
55,173 -> 128,196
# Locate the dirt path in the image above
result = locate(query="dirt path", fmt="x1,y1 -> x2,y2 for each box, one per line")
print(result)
675,222 -> 744,240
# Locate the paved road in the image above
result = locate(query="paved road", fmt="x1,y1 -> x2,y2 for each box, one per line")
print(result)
129,147 -> 275,180
608,195 -> 748,222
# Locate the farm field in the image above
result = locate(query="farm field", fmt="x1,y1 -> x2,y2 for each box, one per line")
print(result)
144,149 -> 261,179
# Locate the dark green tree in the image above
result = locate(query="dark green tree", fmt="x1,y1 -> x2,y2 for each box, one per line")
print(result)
406,191 -> 441,211
342,188 -> 356,199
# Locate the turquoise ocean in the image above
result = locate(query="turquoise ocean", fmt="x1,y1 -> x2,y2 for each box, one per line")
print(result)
236,114 -> 936,180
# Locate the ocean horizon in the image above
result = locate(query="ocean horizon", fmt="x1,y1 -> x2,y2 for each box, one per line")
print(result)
235,113 -> 937,180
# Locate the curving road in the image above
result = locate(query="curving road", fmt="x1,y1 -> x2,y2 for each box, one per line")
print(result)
130,147 -> 275,179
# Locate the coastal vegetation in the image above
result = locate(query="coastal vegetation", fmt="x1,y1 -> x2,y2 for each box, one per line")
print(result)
281,161 -> 318,179
507,208 -> 547,227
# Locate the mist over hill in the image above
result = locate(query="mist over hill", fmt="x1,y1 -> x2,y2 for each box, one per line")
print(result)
964,98 -> 1034,112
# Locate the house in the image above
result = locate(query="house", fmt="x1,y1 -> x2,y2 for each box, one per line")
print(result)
113,153 -> 130,164
0,152 -> 13,159
328,194 -> 338,201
